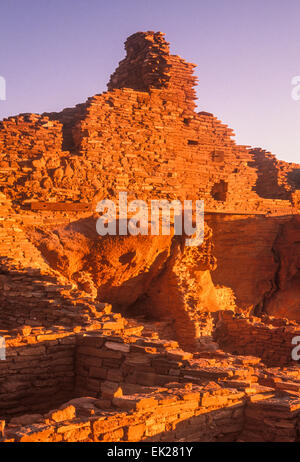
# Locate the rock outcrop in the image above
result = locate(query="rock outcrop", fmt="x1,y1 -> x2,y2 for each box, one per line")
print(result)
0,31 -> 299,442
265,216 -> 300,321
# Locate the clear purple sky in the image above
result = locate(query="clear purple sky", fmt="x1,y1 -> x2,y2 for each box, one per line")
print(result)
1,0 -> 299,163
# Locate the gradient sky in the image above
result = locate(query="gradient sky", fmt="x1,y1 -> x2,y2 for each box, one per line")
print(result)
0,0 -> 299,163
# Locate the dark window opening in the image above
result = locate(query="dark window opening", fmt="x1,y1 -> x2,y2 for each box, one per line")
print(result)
212,150 -> 225,162
188,140 -> 199,146
212,180 -> 228,202
288,169 -> 300,190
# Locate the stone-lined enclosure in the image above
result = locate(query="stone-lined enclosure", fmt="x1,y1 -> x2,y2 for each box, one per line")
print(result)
0,31 -> 300,442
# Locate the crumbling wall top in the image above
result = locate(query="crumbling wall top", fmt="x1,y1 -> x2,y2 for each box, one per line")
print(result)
107,31 -> 197,110
108,31 -> 170,91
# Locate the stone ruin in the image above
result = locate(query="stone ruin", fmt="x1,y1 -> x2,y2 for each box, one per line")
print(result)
0,31 -> 299,442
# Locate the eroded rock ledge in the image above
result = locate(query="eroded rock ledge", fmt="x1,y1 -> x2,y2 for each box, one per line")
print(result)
0,31 -> 299,442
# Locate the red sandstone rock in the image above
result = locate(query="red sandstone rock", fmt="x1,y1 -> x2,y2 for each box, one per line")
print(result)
45,405 -> 76,423
0,30 -> 299,444
265,216 -> 300,321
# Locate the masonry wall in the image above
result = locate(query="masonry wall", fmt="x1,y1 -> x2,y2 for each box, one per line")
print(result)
0,30 -> 300,444
214,311 -> 300,366
0,313 -> 128,420
74,331 -> 263,400
2,324 -> 300,441
250,148 -> 300,200
1,384 -> 245,442
0,33 -> 298,217
3,383 -> 300,442
0,330 -> 76,419
3,329 -> 300,442
0,32 -> 298,334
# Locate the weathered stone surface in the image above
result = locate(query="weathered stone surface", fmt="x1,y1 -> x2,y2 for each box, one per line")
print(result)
0,30 -> 299,443
265,216 -> 300,321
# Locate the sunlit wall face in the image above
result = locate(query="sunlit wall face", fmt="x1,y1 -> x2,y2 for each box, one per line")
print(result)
0,0 -> 299,164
